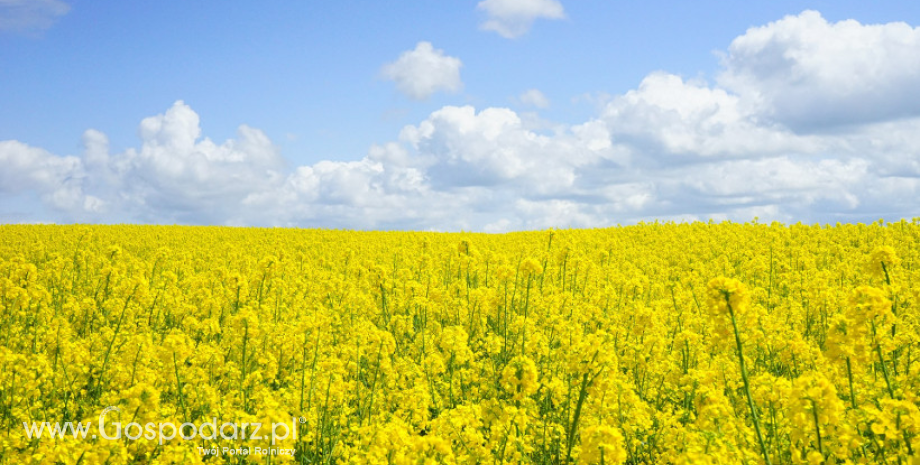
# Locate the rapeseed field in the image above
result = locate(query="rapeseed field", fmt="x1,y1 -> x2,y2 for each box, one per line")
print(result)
0,222 -> 917,464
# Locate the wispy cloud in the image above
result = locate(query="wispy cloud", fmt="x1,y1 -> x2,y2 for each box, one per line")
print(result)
517,89 -> 550,108
0,0 -> 70,35
477,0 -> 565,39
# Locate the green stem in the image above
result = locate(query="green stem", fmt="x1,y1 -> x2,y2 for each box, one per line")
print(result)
726,296 -> 772,465
97,284 -> 139,396
846,357 -> 857,409
871,321 -> 896,399
810,399 -> 824,454
172,352 -> 188,423
522,276 -> 531,355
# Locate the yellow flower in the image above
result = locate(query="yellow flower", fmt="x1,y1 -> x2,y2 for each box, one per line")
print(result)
578,424 -> 627,464
706,276 -> 750,316
806,450 -> 825,465
519,258 -> 543,277
867,246 -> 899,281
501,355 -> 538,400
849,285 -> 892,323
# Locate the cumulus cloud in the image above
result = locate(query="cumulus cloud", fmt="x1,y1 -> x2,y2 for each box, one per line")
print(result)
0,0 -> 70,34
4,11 -> 920,230
399,105 -> 619,195
119,101 -> 285,223
601,72 -> 822,159
719,10 -> 920,132
381,42 -> 463,100
477,0 -> 565,38
0,101 -> 287,224
0,140 -> 101,215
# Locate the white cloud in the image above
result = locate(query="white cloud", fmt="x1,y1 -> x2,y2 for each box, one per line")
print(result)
514,199 -> 601,230
399,105 -> 611,194
81,129 -> 109,168
517,89 -> 550,108
483,218 -> 512,233
0,0 -> 70,34
118,101 -> 285,223
601,72 -> 823,158
679,157 -> 867,206
381,42 -> 463,100
719,10 -> 920,131
0,139 -> 99,215
477,0 -> 565,39
0,101 -> 286,224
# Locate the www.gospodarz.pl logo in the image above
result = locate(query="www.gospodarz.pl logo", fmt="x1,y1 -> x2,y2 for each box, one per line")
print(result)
23,406 -> 303,446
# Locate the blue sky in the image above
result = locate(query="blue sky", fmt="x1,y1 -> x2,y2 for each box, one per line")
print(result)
2,1 -> 920,230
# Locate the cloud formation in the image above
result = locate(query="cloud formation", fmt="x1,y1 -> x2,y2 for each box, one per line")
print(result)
601,72 -> 821,158
719,10 -> 920,132
0,0 -> 70,34
477,0 -> 565,38
3,11 -> 920,230
381,42 -> 463,100
0,140 -> 96,213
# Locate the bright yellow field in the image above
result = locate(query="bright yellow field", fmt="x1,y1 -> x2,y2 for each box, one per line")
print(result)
1,223 -> 918,464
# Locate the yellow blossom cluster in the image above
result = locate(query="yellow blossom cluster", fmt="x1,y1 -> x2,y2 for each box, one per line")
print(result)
0,220 -> 918,464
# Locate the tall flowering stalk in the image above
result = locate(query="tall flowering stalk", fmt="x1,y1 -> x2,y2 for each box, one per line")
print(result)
707,277 -> 772,465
